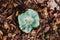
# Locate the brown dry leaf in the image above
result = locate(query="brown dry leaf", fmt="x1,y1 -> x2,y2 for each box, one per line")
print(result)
3,9 -> 8,14
10,24 -> 16,29
14,29 -> 20,34
28,34 -> 31,38
8,33 -> 12,37
0,36 -> 2,40
13,3 -> 18,7
37,27 -> 41,33
37,8 -> 42,13
31,30 -> 37,37
16,11 -> 19,16
7,4 -> 14,9
0,30 -> 3,39
12,34 -> 16,38
4,21 -> 10,29
49,35 -> 55,40
53,25 -> 57,31
0,30 -> 3,35
55,19 -> 60,24
3,36 -> 7,40
44,27 -> 50,33
37,0 -> 44,3
7,14 -> 13,20
2,3 -> 7,7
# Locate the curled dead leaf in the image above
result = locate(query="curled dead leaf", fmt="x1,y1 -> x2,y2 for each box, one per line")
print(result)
4,21 -> 10,30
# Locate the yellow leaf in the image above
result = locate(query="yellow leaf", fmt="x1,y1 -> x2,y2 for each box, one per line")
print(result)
16,11 -> 19,16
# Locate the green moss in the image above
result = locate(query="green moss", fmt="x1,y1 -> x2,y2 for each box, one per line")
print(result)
45,33 -> 49,39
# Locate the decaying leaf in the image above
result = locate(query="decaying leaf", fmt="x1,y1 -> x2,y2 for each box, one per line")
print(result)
4,21 -> 10,29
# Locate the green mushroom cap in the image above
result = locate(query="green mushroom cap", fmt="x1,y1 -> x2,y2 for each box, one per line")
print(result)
18,9 -> 39,33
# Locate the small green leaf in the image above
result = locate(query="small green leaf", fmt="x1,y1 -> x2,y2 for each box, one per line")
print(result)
45,33 -> 49,39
